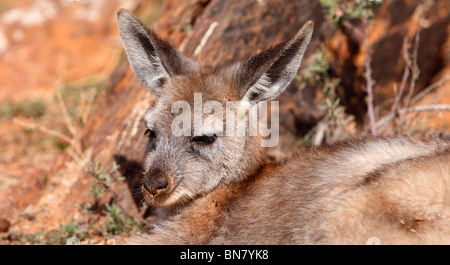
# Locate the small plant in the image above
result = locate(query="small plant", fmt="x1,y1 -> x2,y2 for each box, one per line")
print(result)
59,218 -> 79,238
319,0 -> 383,135
302,46 -> 342,122
297,44 -> 356,146
103,201 -> 126,235
0,99 -> 46,119
10,160 -> 132,245
85,159 -> 123,200
302,45 -> 332,83
8,231 -> 47,245
59,80 -> 104,126
44,230 -> 65,245
22,100 -> 46,118
80,158 -> 145,242
296,135 -> 312,149
319,0 -> 381,24
19,232 -> 45,245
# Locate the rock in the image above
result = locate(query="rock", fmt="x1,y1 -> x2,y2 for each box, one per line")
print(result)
0,219 -> 10,233
325,0 -> 450,122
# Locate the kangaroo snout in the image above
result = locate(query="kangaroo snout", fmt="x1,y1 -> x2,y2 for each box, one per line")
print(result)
143,168 -> 169,197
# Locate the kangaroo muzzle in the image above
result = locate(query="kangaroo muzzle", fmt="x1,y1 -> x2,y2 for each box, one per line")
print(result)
143,168 -> 169,197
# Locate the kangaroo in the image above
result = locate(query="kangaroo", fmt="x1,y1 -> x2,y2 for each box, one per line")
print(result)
117,10 -> 450,244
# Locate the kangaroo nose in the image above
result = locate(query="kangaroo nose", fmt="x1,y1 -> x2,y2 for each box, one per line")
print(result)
143,169 -> 169,196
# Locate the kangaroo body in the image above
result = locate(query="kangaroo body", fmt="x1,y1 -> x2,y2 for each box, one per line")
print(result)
117,10 -> 450,245
130,136 -> 450,244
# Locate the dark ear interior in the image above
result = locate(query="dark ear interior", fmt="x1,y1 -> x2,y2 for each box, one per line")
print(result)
117,9 -> 192,92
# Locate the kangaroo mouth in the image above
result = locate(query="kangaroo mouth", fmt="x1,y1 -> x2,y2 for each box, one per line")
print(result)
143,185 -> 165,202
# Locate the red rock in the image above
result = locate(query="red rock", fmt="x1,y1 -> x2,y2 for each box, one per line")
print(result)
0,219 -> 10,233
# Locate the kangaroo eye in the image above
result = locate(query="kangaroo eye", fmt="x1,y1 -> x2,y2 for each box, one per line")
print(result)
144,129 -> 156,138
192,134 -> 217,145
144,129 -> 157,151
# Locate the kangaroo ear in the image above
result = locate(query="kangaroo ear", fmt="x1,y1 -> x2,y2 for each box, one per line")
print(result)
237,21 -> 313,102
117,9 -> 192,93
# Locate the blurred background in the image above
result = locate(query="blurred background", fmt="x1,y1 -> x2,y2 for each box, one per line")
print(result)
0,0 -> 449,244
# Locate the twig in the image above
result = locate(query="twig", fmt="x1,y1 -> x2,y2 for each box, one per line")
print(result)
56,89 -> 77,136
381,0 -> 434,133
377,104 -> 450,128
381,37 -> 412,132
78,88 -> 96,126
401,0 -> 434,131
53,52 -> 77,137
403,32 -> 420,109
404,0 -> 432,108
13,118 -> 73,145
411,75 -> 450,104
341,20 -> 364,40
402,104 -> 450,114
12,117 -> 81,155
391,37 -> 411,116
376,112 -> 394,130
362,15 -> 377,136
67,148 -> 87,167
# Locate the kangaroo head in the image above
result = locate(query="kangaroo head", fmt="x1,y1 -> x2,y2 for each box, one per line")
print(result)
117,9 -> 313,208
